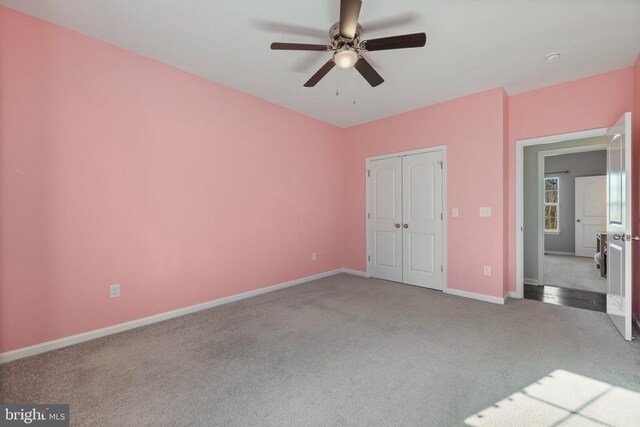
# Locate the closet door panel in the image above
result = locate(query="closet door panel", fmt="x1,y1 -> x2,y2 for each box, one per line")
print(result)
368,157 -> 402,282
402,152 -> 443,289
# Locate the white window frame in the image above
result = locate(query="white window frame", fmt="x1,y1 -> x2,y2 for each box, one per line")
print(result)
544,176 -> 560,233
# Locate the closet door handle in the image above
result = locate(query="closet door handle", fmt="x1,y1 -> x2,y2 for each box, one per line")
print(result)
394,223 -> 400,228
403,224 -> 409,229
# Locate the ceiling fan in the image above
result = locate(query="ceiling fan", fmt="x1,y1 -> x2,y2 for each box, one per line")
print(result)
270,0 -> 426,88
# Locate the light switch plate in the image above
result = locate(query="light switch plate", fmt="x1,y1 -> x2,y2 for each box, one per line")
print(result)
479,207 -> 492,217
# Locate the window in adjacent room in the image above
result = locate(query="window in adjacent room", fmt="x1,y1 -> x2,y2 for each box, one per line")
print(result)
544,177 -> 559,233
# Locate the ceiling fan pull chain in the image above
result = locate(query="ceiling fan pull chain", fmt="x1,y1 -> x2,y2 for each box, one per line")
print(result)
336,72 -> 340,96
352,67 -> 357,104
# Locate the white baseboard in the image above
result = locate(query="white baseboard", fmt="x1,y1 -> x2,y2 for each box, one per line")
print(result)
524,277 -> 539,286
0,269 -> 345,364
503,291 -> 520,302
340,268 -> 369,277
444,288 -> 506,305
544,251 -> 575,256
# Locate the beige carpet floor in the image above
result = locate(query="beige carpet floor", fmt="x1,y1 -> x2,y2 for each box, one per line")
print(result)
1,274 -> 639,426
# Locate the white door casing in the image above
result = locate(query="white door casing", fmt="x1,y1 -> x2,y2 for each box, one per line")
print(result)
368,157 -> 403,282
402,151 -> 444,289
575,176 -> 606,257
606,112 -> 633,341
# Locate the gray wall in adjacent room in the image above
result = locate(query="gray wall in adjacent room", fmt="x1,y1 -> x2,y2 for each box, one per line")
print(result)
523,136 -> 608,283
543,150 -> 606,254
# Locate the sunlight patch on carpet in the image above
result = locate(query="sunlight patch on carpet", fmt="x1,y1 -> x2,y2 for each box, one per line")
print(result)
465,369 -> 640,426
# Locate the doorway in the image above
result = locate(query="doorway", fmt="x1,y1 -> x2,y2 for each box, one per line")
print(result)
539,145 -> 608,295
524,142 -> 607,312
523,141 -> 609,312
366,146 -> 447,290
515,113 -> 635,341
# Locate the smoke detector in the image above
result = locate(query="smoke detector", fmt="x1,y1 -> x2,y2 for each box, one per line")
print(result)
545,52 -> 562,63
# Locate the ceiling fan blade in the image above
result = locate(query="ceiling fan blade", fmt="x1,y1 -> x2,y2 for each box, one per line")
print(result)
360,33 -> 427,52
354,56 -> 384,87
304,60 -> 336,87
271,42 -> 331,51
339,0 -> 362,39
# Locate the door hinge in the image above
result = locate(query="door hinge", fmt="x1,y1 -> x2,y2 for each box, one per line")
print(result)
367,213 -> 371,219
368,255 -> 371,262
367,169 -> 370,177
438,161 -> 443,169
441,213 -> 443,220
441,265 -> 443,272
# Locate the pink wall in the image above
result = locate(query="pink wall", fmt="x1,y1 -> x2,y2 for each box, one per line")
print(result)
506,68 -> 634,292
0,7 -> 345,353
2,6 -> 638,355
343,67 -> 634,298
633,54 -> 640,322
343,88 -> 508,298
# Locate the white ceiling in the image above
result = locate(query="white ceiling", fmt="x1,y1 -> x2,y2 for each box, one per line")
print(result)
2,0 -> 639,127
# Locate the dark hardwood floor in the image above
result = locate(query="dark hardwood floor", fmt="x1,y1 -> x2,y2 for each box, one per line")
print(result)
524,284 -> 606,313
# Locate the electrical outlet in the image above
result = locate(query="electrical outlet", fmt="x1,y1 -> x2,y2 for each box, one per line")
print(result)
110,284 -> 120,298
311,252 -> 317,261
452,208 -> 459,217
483,266 -> 491,276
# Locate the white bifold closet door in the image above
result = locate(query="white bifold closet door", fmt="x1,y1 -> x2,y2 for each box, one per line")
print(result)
369,151 -> 443,290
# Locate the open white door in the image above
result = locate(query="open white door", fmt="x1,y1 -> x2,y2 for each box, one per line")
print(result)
606,112 -> 635,341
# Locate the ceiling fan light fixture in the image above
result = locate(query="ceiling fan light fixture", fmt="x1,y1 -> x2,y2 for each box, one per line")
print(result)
333,46 -> 359,69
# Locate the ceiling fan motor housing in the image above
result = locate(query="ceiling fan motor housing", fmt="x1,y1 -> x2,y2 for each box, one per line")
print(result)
330,22 -> 362,48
